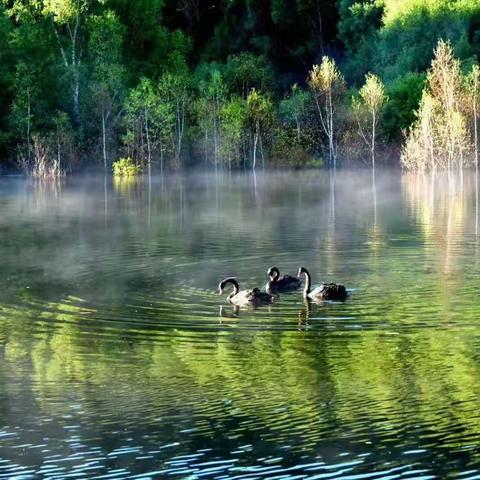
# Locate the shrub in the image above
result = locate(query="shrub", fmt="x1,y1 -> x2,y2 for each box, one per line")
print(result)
112,157 -> 142,176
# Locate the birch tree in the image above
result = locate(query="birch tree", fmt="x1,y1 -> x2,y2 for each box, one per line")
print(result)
246,89 -> 274,169
308,56 -> 345,168
353,73 -> 387,170
43,0 -> 98,128
401,92 -> 438,171
402,40 -> 470,171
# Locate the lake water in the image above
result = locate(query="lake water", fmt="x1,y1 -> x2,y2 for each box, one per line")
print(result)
1,170 -> 480,479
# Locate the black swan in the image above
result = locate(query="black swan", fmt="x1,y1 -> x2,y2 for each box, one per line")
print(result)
266,266 -> 301,293
218,277 -> 274,307
297,266 -> 348,302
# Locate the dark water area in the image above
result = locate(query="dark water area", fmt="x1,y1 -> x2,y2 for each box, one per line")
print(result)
1,170 -> 480,479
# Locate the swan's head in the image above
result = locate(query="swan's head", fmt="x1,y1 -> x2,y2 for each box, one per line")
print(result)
267,266 -> 279,280
297,266 -> 308,278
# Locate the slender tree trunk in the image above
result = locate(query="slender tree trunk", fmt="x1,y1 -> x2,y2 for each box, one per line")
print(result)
213,99 -> 218,164
328,89 -> 335,168
252,123 -> 259,170
102,109 -> 107,171
145,110 -> 151,176
176,96 -> 185,164
73,71 -> 80,126
295,112 -> 301,141
160,144 -> 164,175
259,134 -> 265,169
57,131 -> 61,168
26,91 -> 31,163
429,131 -> 434,170
204,128 -> 208,166
52,5 -> 82,128
474,81 -> 478,171
371,110 -> 376,171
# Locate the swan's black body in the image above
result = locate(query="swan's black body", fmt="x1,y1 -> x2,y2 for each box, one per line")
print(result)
266,266 -> 301,294
218,277 -> 274,307
297,266 -> 348,302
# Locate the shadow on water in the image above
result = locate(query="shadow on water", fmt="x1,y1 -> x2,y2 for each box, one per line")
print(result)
1,170 -> 480,478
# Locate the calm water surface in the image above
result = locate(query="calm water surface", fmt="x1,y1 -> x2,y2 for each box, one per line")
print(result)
1,170 -> 480,479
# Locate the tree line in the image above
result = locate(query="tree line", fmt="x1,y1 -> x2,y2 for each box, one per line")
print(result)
2,0 -> 480,174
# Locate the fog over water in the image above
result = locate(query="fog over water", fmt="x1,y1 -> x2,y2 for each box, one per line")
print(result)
1,170 -> 480,478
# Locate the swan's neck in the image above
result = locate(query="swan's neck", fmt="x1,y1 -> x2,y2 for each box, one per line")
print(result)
270,269 -> 279,284
303,270 -> 311,297
228,279 -> 240,298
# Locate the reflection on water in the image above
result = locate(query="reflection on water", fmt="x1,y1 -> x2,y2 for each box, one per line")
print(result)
1,170 -> 480,478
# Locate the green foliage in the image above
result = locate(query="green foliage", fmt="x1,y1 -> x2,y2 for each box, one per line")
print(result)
383,72 -> 426,140
341,0 -> 480,84
247,89 -> 274,126
112,157 -> 142,176
279,85 -> 309,126
10,61 -> 37,142
104,0 -> 168,76
86,10 -> 125,163
220,96 -> 247,165
224,53 -> 275,98
2,0 -> 480,170
338,0 -> 384,83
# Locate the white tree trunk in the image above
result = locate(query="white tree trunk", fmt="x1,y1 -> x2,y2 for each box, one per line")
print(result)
145,111 -> 151,176
474,81 -> 478,171
26,91 -> 31,162
252,124 -> 259,170
371,110 -> 376,171
102,110 -> 107,171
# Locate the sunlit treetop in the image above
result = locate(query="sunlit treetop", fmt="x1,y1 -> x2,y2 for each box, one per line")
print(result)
43,0 -> 104,22
383,0 -> 480,25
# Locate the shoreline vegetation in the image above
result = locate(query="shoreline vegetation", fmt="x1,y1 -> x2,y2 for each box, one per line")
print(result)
2,1 -> 480,177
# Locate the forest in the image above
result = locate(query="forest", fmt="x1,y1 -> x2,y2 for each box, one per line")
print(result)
2,0 -> 480,174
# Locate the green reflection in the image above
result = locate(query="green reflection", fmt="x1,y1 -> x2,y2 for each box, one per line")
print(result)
1,171 -> 480,477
